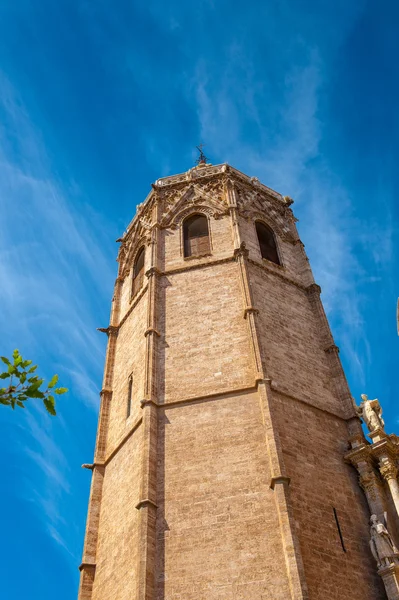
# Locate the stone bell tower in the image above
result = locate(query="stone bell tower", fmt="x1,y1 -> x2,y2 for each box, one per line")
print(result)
78,160 -> 396,600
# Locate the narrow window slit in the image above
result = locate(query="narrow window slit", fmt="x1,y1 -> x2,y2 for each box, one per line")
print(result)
333,507 -> 346,552
127,376 -> 133,418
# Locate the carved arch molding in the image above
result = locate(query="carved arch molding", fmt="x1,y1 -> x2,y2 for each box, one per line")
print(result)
235,186 -> 296,243
119,234 -> 151,280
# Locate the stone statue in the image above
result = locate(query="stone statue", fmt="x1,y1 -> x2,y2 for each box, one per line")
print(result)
370,515 -> 399,568
356,394 -> 385,432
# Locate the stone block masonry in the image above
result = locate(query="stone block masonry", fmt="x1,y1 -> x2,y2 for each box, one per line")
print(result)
78,163 -> 386,600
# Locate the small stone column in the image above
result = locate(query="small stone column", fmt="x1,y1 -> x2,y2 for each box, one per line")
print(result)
380,458 -> 399,519
378,562 -> 399,600
366,428 -> 399,521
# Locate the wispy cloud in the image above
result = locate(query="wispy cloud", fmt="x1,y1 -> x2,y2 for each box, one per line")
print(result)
0,71 -> 114,395
190,23 -> 392,388
0,71 -> 115,557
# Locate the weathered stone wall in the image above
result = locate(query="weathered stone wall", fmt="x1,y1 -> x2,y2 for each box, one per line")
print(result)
161,260 -> 254,403
242,209 -> 386,598
272,390 -> 386,599
238,215 -> 313,287
156,390 -> 292,599
250,261 -> 340,413
106,293 -> 148,454
92,431 -> 142,600
119,242 -> 151,320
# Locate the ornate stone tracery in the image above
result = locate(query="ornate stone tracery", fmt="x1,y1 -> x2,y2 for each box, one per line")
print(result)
116,163 -> 295,280
234,184 -> 296,242
159,179 -> 229,229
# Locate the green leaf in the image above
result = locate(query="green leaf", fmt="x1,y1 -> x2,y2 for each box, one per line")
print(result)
26,380 -> 44,396
16,401 -> 26,408
22,360 -> 32,368
1,357 -> 11,366
7,364 -> 16,374
0,397 -> 10,406
30,380 -> 43,391
29,391 -> 45,399
48,374 -> 58,389
20,372 -> 26,384
55,387 -> 68,395
28,365 -> 37,374
14,355 -> 22,367
44,396 -> 56,416
12,349 -> 20,359
0,373 -> 9,380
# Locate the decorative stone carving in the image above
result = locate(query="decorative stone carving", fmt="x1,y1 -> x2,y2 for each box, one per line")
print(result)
380,460 -> 399,483
378,456 -> 399,520
117,164 -> 297,279
234,184 -> 295,242
140,216 -> 153,231
283,195 -> 294,206
359,470 -> 381,502
370,515 -> 399,568
155,164 -> 226,188
356,394 -> 385,432
159,181 -> 228,229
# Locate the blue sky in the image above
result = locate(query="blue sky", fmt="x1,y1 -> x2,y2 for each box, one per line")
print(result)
0,1 -> 398,598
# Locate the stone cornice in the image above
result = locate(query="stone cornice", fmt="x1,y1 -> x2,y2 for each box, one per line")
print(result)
154,163 -> 286,203
344,443 -> 373,467
116,252 -> 312,334
118,163 -> 290,246
247,257 -> 307,291
369,436 -> 399,462
270,383 -> 355,422
162,255 -> 235,276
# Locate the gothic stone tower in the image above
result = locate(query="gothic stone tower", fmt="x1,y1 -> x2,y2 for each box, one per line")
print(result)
78,162 -> 387,600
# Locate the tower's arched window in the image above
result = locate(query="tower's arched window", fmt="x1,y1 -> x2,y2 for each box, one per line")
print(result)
132,247 -> 145,297
255,222 -> 280,265
127,375 -> 133,418
183,214 -> 210,258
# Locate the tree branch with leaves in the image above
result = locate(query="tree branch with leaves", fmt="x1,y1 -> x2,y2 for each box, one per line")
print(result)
0,349 -> 67,415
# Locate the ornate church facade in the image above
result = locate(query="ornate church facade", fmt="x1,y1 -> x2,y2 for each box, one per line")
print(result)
78,161 -> 399,599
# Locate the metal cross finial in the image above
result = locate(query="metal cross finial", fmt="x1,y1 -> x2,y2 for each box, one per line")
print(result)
195,143 -> 208,165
